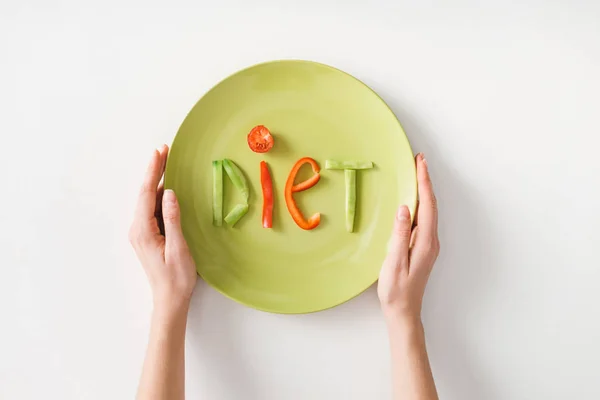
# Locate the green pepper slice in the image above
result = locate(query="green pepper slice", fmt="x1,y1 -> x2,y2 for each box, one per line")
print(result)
325,160 -> 373,170
345,169 -> 357,232
224,203 -> 249,227
223,159 -> 250,203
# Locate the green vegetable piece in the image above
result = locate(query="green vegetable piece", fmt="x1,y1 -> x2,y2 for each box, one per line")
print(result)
212,160 -> 223,226
325,160 -> 373,170
224,203 -> 249,227
345,169 -> 357,232
329,162 -> 372,232
223,159 -> 250,203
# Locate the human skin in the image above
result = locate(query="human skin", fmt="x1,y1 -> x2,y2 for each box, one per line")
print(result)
130,147 -> 439,400
129,145 -> 197,400
378,153 -> 440,400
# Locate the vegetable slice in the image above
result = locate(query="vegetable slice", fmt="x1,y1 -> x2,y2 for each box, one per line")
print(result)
292,173 -> 320,193
345,169 -> 357,232
325,160 -> 373,170
285,157 -> 321,230
247,125 -> 274,153
212,160 -> 223,226
328,160 -> 373,232
224,203 -> 249,227
260,161 -> 273,228
223,159 -> 249,203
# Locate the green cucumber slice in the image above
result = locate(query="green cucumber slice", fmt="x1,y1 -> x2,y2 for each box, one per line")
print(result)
345,169 -> 357,232
223,159 -> 250,203
212,160 -> 223,226
224,203 -> 249,227
325,160 -> 373,170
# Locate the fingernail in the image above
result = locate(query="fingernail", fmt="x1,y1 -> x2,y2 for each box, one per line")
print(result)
421,153 -> 427,167
397,206 -> 409,221
163,189 -> 176,204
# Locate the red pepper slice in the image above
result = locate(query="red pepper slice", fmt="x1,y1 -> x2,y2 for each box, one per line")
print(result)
285,157 -> 321,230
260,161 -> 273,228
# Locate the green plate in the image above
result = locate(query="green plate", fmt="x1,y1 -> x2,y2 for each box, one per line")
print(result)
165,60 -> 416,314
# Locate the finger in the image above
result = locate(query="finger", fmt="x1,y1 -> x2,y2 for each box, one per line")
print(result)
158,143 -> 169,171
383,205 -> 412,273
162,189 -> 188,259
155,183 -> 165,235
136,147 -> 167,223
155,144 -> 169,216
155,182 -> 165,216
412,200 -> 420,228
415,153 -> 438,238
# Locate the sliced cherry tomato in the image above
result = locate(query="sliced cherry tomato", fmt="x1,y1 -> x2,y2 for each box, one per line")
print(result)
285,157 -> 321,230
247,125 -> 274,153
260,161 -> 273,228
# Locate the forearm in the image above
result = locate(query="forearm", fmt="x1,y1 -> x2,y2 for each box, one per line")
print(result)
137,301 -> 190,400
387,316 -> 438,400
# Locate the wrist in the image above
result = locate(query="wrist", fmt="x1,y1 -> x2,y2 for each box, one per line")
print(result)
385,314 -> 425,350
152,292 -> 191,321
383,310 -> 422,331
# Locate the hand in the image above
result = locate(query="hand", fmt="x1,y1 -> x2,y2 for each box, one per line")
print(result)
378,153 -> 440,322
129,144 -> 198,311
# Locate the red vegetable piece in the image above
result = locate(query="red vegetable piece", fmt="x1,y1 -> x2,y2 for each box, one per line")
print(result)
285,157 -> 321,230
292,173 -> 320,192
247,125 -> 274,153
260,161 -> 273,228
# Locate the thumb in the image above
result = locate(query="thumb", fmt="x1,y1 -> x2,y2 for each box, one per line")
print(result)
384,205 -> 412,273
162,189 -> 188,256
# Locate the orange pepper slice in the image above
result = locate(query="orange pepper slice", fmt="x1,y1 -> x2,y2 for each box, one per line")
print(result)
285,157 -> 321,230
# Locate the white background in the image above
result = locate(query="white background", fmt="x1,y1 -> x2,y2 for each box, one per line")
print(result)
2,1 -> 599,399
